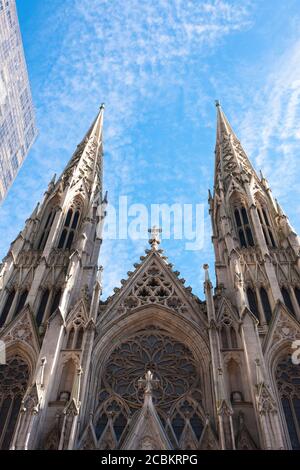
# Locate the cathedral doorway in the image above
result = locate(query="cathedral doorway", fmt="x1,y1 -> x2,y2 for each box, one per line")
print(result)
0,356 -> 30,449
276,355 -> 300,450
92,316 -> 210,450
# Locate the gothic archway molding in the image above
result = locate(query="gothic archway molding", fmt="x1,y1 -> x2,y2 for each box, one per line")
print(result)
268,342 -> 300,450
94,304 -> 210,369
84,305 -> 211,428
3,340 -> 37,381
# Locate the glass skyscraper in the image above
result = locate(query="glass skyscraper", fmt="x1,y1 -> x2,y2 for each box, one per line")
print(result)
0,0 -> 37,202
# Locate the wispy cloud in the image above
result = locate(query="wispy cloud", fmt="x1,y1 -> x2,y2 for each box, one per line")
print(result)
237,38 -> 300,222
1,0 -> 254,298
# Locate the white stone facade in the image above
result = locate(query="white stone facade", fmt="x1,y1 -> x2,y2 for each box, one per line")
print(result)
0,103 -> 299,450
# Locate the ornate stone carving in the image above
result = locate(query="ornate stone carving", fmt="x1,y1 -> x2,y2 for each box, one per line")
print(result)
100,328 -> 201,411
93,328 -> 205,450
113,261 -> 194,317
256,383 -> 277,415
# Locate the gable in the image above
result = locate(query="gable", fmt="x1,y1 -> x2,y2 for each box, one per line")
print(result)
66,298 -> 89,325
100,250 -> 207,328
121,396 -> 172,450
263,301 -> 300,357
0,305 -> 40,376
0,305 -> 40,360
216,296 -> 239,324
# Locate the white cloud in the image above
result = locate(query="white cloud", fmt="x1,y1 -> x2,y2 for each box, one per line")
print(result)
0,0 -> 253,298
236,38 -> 300,219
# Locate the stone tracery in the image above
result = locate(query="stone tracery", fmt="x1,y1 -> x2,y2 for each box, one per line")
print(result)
0,356 -> 29,449
94,327 -> 205,448
114,261 -> 193,317
276,356 -> 300,449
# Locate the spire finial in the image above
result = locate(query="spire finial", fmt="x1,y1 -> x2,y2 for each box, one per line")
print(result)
100,103 -> 105,110
148,226 -> 162,250
203,263 -> 210,281
215,99 -> 220,107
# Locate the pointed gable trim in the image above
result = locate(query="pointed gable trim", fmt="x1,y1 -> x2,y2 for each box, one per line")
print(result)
100,249 -> 206,327
263,300 -> 300,355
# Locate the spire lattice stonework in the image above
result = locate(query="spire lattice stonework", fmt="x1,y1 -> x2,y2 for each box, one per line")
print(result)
214,102 -> 258,192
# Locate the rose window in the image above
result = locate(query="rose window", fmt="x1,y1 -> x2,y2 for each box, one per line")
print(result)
95,328 -> 205,448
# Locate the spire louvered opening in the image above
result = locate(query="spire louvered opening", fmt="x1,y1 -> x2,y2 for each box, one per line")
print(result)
14,290 -> 28,318
0,289 -> 15,328
281,287 -> 295,316
255,195 -> 276,248
37,207 -> 57,251
259,287 -> 272,324
36,289 -> 50,327
58,199 -> 82,251
246,287 -> 259,321
234,206 -> 254,248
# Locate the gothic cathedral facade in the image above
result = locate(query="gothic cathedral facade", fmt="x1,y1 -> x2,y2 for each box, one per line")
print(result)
0,103 -> 300,450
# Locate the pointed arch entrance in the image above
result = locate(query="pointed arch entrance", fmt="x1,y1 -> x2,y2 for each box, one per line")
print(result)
275,355 -> 300,449
0,355 -> 30,449
84,305 -> 212,450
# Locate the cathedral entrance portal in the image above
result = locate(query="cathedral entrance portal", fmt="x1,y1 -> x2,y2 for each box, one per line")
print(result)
93,325 -> 207,450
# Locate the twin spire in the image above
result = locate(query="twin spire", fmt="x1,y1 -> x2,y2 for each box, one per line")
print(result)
215,100 -> 238,144
57,104 -> 105,193
214,100 -> 259,192
54,101 -> 259,202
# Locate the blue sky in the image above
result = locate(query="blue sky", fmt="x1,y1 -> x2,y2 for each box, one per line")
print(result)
1,0 -> 300,299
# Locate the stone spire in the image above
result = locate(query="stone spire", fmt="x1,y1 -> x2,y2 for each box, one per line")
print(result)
58,104 -> 105,194
214,101 -> 258,193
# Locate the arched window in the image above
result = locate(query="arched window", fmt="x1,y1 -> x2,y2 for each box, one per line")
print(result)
114,413 -> 127,441
57,359 -> 76,402
190,414 -> 204,440
295,288 -> 300,308
66,318 -> 85,350
170,399 -> 204,445
172,413 -> 185,441
50,289 -> 61,315
260,287 -> 272,324
66,328 -> 75,349
95,329 -> 204,450
75,327 -> 84,349
95,414 -> 108,440
281,287 -> 295,316
95,399 -> 129,447
14,290 -> 28,318
36,289 -> 50,327
230,327 -> 238,349
58,208 -> 81,250
0,357 -> 29,449
276,357 -> 300,449
0,290 -> 16,328
221,327 -> 229,349
234,207 -> 254,248
246,287 -> 259,321
220,324 -> 239,349
37,208 -> 56,251
227,358 -> 244,404
257,206 -> 276,248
